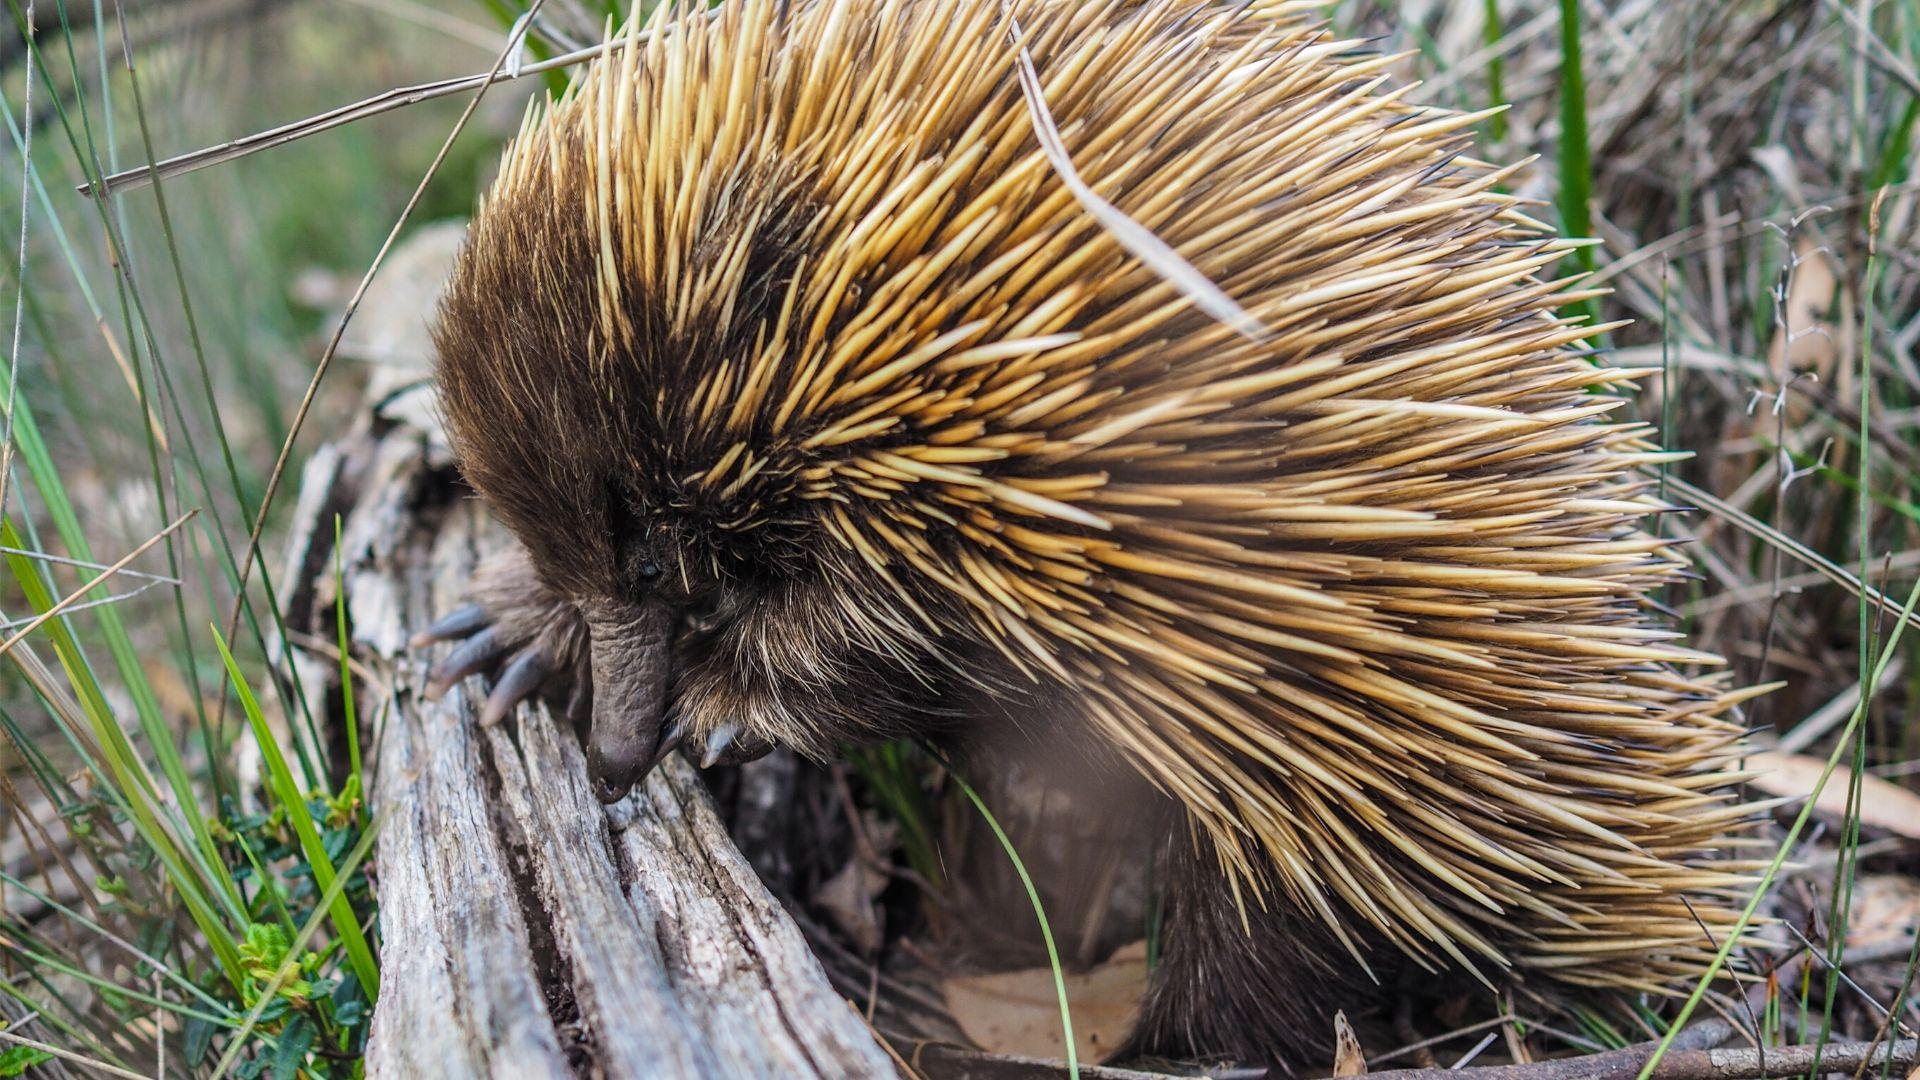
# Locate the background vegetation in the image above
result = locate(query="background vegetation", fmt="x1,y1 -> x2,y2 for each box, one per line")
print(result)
0,0 -> 1914,1075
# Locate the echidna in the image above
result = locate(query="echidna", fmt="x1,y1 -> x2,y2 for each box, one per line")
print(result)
414,0 -> 1760,1065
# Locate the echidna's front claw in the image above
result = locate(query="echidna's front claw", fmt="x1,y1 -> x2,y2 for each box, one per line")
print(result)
480,648 -> 554,727
710,729 -> 775,768
412,544 -> 589,715
409,602 -> 490,649
698,722 -> 740,768
424,625 -> 507,699
651,712 -> 687,771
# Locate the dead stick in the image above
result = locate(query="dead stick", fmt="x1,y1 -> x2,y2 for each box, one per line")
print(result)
0,510 -> 195,659
918,1039 -> 1915,1080
77,29 -> 653,198
1657,472 -> 1920,634
1364,1039 -> 1916,1080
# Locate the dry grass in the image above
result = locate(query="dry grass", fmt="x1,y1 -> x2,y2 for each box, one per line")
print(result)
1337,1 -> 1917,739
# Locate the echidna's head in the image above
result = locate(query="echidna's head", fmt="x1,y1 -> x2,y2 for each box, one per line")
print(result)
434,154 -> 989,794
433,42 -> 999,794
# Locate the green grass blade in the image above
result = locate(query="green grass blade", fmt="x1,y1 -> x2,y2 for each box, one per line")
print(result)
5,0 -> 326,798
0,519 -> 246,984
1634,570 -> 1920,1080
950,767 -> 1077,1079
211,628 -> 381,1004
1555,0 -> 1598,326
847,741 -> 942,890
0,869 -> 236,1017
0,28 -> 252,923
109,6 -> 329,789
335,515 -> 361,781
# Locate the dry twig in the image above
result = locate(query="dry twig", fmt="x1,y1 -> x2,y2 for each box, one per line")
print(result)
76,30 -> 645,197
1362,1039 -> 1917,1080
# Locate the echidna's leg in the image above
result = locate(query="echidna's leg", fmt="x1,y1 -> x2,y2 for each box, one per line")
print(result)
1118,823 -> 1392,1071
414,541 -> 588,728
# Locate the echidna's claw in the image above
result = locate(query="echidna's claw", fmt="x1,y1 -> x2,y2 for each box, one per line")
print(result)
480,648 -> 553,727
424,625 -> 507,699
651,711 -> 687,771
564,658 -> 593,735
698,721 -> 740,768
410,602 -> 491,648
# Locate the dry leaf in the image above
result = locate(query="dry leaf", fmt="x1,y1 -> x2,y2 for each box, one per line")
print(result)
815,817 -> 895,954
1747,751 -> 1920,839
815,856 -> 887,954
1847,875 -> 1920,955
942,939 -> 1148,1062
1332,1010 -> 1368,1076
1763,233 -> 1838,384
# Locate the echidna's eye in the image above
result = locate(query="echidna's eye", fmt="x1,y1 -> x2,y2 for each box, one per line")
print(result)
638,561 -> 662,582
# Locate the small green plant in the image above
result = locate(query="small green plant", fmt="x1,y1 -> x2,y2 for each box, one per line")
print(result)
846,740 -> 946,892
0,1046 -> 54,1076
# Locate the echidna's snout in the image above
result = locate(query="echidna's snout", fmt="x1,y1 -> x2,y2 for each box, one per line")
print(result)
580,596 -> 677,803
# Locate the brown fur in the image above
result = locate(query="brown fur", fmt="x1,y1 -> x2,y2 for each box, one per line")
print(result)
471,546 -> 588,671
1125,826 -> 1399,1068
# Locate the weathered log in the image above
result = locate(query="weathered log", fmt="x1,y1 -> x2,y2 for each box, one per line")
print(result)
283,401 -> 897,1078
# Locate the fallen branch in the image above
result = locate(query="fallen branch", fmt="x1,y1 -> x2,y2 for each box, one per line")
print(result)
914,1038 -> 1918,1080
1363,1038 -> 1917,1080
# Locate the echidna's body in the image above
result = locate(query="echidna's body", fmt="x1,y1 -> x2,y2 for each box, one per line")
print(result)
425,0 -> 1758,1065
